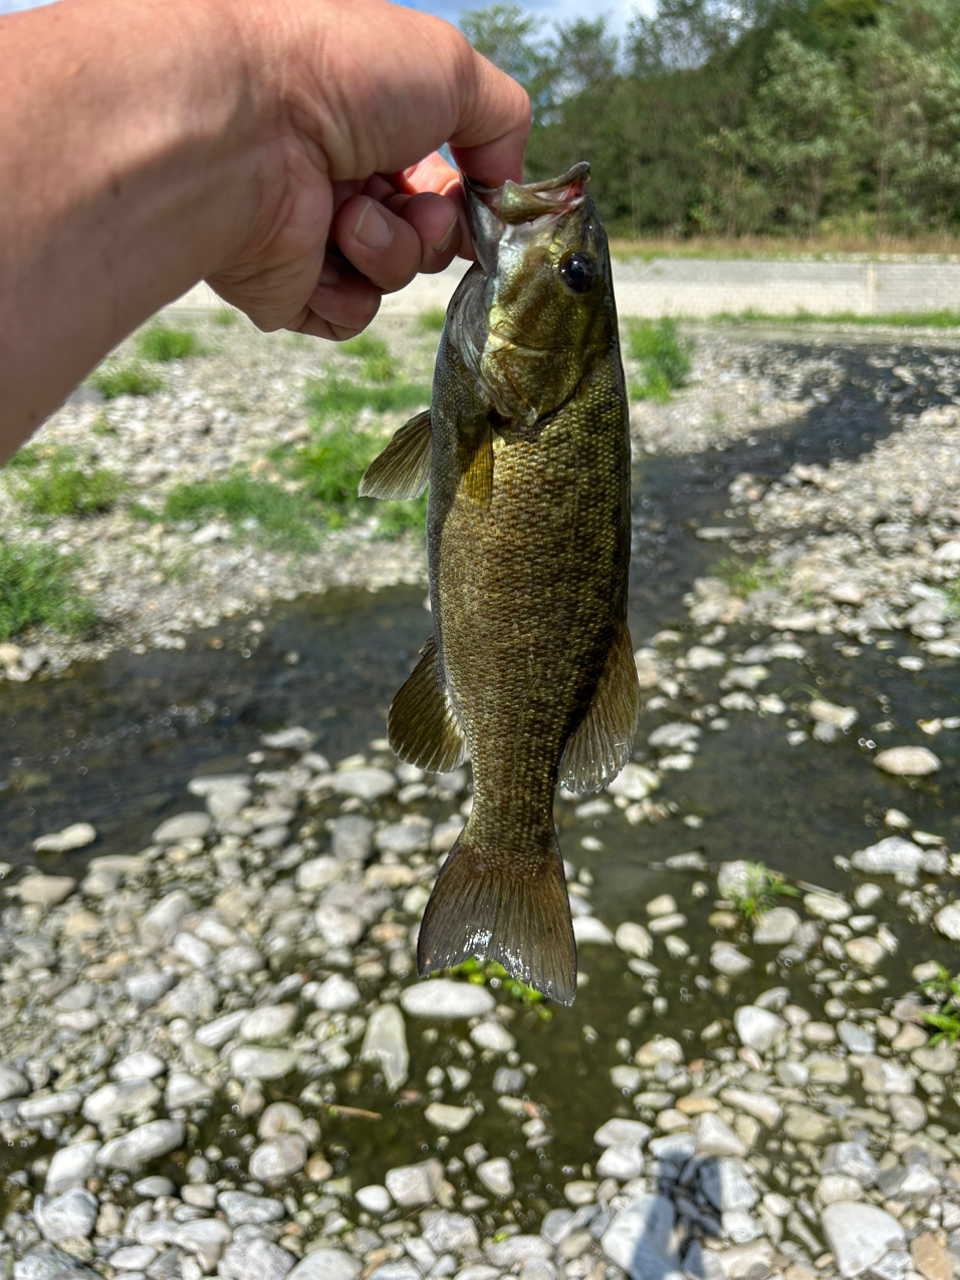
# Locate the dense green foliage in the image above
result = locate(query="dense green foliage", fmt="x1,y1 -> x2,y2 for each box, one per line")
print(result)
0,541 -> 95,641
463,0 -> 960,240
88,362 -> 163,399
138,323 -> 201,362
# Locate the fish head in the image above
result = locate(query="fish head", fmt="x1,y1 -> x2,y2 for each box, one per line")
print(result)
452,162 -> 617,427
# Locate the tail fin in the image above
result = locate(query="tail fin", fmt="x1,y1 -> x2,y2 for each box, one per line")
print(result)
417,826 -> 577,1005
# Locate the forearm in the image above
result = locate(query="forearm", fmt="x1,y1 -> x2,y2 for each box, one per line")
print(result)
0,0 -> 267,456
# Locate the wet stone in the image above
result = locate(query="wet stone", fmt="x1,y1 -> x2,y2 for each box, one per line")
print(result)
356,1185 -> 392,1214
151,812 -> 212,843
360,1003 -> 409,1091
330,814 -> 375,860
710,942 -> 753,975
601,1194 -> 681,1280
32,822 -> 97,854
35,1189 -> 99,1243
218,1235 -> 296,1280
229,1047 -> 299,1079
821,1202 -> 906,1278
385,1158 -> 445,1207
752,906 -> 800,945
217,1191 -> 285,1227
96,1119 -> 185,1171
0,1064 -> 30,1103
249,1134 -> 307,1179
934,904 -> 960,941
477,1157 -> 514,1196
615,921 -> 654,958
733,1005 -> 785,1053
313,974 -> 360,1011
860,1056 -> 914,1094
45,1142 -> 102,1195
18,875 -> 77,907
851,837 -> 925,876
331,767 -> 396,800
12,1243 -> 101,1279
286,1251 -> 361,1280
400,980 -> 495,1020
699,1158 -> 758,1213
873,746 -> 941,777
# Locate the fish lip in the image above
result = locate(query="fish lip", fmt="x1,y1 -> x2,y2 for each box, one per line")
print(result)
462,161 -> 590,275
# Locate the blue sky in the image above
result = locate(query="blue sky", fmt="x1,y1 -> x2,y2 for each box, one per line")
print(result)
0,0 -> 653,34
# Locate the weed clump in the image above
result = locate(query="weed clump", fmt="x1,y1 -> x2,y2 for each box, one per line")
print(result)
138,323 -> 201,362
162,475 -> 320,549
627,318 -> 693,402
12,447 -> 124,518
918,965 -> 960,1044
0,541 -> 95,641
415,306 -> 448,334
732,861 -> 799,924
88,362 -> 163,400
710,555 -> 785,598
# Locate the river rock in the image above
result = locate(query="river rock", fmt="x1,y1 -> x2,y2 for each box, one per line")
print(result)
934,903 -> 960,940
97,1119 -> 185,1171
13,1242 -> 101,1279
699,1158 -> 758,1212
313,973 -> 360,1011
219,1235 -> 295,1280
18,875 -> 77,907
32,823 -> 97,854
239,1003 -> 298,1042
752,906 -> 800,945
873,746 -> 941,776
385,1158 -> 445,1207
230,1047 -> 298,1079
860,1056 -> 914,1094
262,726 -> 317,750
425,1102 -> 474,1132
477,1156 -> 514,1196
422,1209 -> 479,1253
615,921 -> 654,958
45,1142 -> 101,1195
400,980 -> 495,1019
287,1251 -> 361,1280
734,1005 -> 785,1053
151,811 -> 212,843
601,1194 -> 682,1280
821,1202 -> 906,1277
331,767 -> 395,799
248,1134 -> 307,1179
35,1189 -> 98,1243
360,1003 -> 409,1091
0,1064 -> 30,1103
355,1185 -> 392,1214
218,1191 -> 286,1227
330,814 -> 374,860
851,836 -> 924,876
710,942 -> 753,975
606,763 -> 659,800
595,1118 -> 653,1148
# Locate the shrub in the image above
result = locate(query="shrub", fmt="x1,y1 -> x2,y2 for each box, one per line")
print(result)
138,323 -> 200,362
88,362 -> 163,399
14,448 -> 124,518
627,318 -> 693,402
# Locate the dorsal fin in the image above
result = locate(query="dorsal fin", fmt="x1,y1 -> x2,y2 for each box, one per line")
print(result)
388,636 -> 467,772
559,621 -> 641,793
359,410 -> 432,500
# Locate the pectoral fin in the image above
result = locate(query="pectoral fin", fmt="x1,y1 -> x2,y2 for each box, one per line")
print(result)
359,410 -> 432,500
388,636 -> 467,772
458,422 -> 494,505
559,621 -> 641,793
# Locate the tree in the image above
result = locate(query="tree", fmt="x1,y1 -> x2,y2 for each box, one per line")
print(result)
458,5 -> 553,124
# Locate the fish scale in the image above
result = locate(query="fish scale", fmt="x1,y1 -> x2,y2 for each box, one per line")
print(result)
360,162 -> 639,1003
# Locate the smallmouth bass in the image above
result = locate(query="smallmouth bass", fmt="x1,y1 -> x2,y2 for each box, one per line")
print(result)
360,162 -> 639,1004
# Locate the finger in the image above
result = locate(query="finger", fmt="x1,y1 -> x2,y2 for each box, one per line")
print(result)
396,191 -> 465,273
334,193 -> 454,293
293,312 -> 372,342
298,256 -> 383,333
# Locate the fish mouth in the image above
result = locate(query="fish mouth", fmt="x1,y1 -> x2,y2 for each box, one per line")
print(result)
463,162 -> 590,276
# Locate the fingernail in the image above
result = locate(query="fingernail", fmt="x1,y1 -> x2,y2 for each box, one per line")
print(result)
433,215 -> 459,255
318,258 -> 340,287
353,200 -> 390,250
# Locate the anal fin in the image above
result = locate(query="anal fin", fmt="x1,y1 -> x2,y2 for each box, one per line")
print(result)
417,824 -> 576,1005
559,620 -> 641,793
388,636 -> 467,772
359,409 -> 432,500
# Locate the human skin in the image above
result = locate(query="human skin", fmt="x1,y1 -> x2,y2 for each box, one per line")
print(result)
0,0 -> 530,461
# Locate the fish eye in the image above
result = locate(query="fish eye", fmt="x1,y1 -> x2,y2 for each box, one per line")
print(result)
559,252 -> 597,294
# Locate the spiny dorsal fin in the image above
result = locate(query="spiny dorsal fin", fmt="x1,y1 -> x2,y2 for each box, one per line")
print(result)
359,409 -> 432,500
388,636 -> 467,772
559,621 -> 641,793
417,824 -> 576,1005
457,422 -> 493,506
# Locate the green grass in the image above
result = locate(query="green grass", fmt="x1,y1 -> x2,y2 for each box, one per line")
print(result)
138,323 -> 201,362
306,375 -> 430,418
161,475 -> 321,549
0,541 -> 95,641
212,308 -> 238,327
288,419 -> 428,537
710,555 -> 784,598
339,333 -> 397,383
415,306 -> 448,334
12,447 -> 124,518
709,307 -> 960,329
626,318 -> 693,402
732,862 -> 799,924
88,362 -> 163,400
918,965 -> 960,1045
945,582 -> 960,621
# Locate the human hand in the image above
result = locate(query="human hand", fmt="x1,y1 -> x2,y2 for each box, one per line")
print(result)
207,0 -> 530,340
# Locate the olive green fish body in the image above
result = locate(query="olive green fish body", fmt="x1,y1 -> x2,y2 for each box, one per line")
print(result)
360,164 -> 640,1003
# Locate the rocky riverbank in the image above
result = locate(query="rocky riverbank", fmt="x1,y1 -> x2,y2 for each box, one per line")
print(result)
4,319 -> 960,1277
3,716 -> 960,1280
